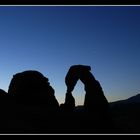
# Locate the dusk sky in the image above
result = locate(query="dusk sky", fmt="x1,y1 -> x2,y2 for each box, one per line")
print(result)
0,6 -> 140,105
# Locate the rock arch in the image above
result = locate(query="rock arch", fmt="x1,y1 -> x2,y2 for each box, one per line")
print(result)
63,65 -> 109,113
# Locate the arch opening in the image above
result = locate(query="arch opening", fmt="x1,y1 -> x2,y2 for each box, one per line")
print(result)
72,80 -> 85,106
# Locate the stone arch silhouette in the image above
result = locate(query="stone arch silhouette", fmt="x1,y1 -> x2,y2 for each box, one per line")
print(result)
63,65 -> 110,113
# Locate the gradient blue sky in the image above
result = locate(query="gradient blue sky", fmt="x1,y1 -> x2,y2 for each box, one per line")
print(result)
0,6 -> 140,105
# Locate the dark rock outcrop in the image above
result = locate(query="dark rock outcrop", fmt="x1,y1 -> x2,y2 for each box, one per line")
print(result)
0,67 -> 114,134
6,70 -> 60,133
60,65 -> 114,133
8,70 -> 59,110
0,89 -> 7,96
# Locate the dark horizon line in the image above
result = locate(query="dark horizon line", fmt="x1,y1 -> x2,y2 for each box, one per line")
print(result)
2,90 -> 140,104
